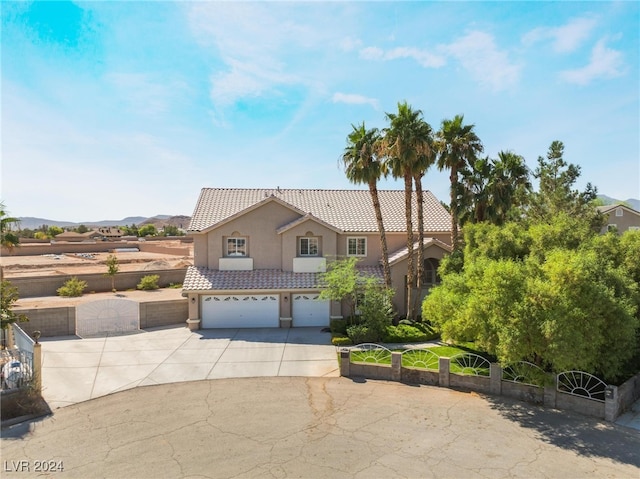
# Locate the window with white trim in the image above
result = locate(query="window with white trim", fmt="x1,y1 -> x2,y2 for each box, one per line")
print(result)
299,237 -> 319,256
630,226 -> 640,231
226,237 -> 247,256
347,237 -> 366,256
616,208 -> 623,217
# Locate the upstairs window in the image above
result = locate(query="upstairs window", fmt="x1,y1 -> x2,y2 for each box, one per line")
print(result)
423,258 -> 441,285
299,237 -> 319,256
616,208 -> 623,217
226,237 -> 247,256
347,237 -> 367,256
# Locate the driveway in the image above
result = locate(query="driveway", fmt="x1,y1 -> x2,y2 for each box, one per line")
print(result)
40,326 -> 339,409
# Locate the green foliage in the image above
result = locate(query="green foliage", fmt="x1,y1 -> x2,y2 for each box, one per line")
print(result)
138,224 -> 157,237
104,254 -> 119,292
0,202 -> 20,249
358,277 -> 394,341
47,225 -> 64,237
168,282 -> 183,289
57,277 -> 87,298
120,224 -> 139,236
383,324 -> 435,343
319,257 -> 362,318
330,319 -> 347,335
137,274 -> 160,290
331,335 -> 353,346
423,217 -> 640,382
161,225 -> 184,237
75,224 -> 89,234
346,324 -> 378,344
1,280 -> 28,329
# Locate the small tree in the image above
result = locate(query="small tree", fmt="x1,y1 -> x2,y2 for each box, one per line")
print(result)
318,257 -> 360,320
105,254 -> 119,292
138,224 -> 157,237
1,280 -> 28,330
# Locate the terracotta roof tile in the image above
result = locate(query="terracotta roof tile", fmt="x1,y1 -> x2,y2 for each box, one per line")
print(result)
188,188 -> 451,233
182,265 -> 384,291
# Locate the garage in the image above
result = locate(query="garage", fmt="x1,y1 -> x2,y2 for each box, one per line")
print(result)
292,294 -> 330,327
201,294 -> 279,328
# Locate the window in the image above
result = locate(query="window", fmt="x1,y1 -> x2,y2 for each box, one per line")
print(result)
630,226 -> 640,231
347,237 -> 366,256
423,258 -> 441,285
226,237 -> 246,256
299,237 -> 319,256
616,208 -> 623,217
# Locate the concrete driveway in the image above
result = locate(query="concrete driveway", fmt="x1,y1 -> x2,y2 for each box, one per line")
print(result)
40,326 -> 339,409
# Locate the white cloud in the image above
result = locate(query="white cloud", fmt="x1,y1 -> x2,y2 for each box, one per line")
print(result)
443,31 -> 521,91
560,38 -> 624,85
332,92 -> 379,109
360,46 -> 445,68
523,16 -> 597,53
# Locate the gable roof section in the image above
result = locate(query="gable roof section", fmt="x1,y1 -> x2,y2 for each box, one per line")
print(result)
189,188 -> 451,233
388,237 -> 452,266
276,213 -> 343,235
597,204 -> 640,217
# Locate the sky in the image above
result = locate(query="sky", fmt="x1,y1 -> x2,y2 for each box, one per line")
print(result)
1,1 -> 639,223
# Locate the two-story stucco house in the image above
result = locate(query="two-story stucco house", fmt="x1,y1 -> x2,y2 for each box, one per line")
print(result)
597,204 -> 640,234
182,188 -> 452,329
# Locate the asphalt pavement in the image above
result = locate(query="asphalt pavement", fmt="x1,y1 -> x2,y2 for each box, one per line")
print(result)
2,377 -> 639,478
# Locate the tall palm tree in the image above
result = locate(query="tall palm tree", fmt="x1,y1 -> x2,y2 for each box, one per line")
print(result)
342,123 -> 392,288
382,102 -> 432,319
411,123 -> 435,311
436,115 -> 483,250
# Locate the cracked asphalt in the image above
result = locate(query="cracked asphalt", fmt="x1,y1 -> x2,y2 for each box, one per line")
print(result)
2,377 -> 639,478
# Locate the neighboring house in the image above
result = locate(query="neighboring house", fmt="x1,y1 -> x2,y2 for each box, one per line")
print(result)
182,188 -> 452,329
597,205 -> 640,234
97,226 -> 123,239
52,231 -> 97,242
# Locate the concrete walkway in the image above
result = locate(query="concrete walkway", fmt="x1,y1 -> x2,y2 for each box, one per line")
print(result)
40,326 -> 339,410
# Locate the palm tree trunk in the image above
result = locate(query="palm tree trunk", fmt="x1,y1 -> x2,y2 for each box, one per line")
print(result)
450,167 -> 459,250
413,174 -> 425,317
404,173 -> 415,320
369,180 -> 392,288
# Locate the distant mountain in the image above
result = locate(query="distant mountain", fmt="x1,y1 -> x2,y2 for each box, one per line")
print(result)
16,215 -> 189,230
598,195 -> 640,211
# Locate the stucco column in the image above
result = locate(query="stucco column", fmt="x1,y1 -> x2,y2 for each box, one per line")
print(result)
340,349 -> 351,377
33,342 -> 42,393
391,352 -> 402,382
490,363 -> 502,395
604,386 -> 619,422
186,294 -> 201,331
439,357 -> 450,387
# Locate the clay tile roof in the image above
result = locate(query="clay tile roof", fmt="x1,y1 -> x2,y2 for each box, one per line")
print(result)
182,265 -> 384,291
388,238 -> 452,266
188,188 -> 451,233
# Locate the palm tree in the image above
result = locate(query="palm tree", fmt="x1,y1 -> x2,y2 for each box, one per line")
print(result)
489,151 -> 531,224
436,115 -> 483,250
411,123 -> 435,311
382,102 -> 432,319
342,123 -> 392,288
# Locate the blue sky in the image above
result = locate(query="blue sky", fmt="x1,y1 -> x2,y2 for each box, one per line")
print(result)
2,1 -> 638,222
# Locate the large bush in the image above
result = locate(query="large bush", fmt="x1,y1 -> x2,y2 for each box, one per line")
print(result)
57,277 -> 87,297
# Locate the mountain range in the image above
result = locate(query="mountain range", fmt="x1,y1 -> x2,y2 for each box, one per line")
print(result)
15,195 -> 639,230
16,215 -> 191,230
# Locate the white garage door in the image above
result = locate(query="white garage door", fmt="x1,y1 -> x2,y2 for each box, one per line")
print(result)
292,294 -> 330,327
201,295 -> 279,328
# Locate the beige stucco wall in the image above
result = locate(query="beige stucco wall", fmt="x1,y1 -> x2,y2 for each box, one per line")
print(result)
281,221 -> 338,270
601,208 -> 640,234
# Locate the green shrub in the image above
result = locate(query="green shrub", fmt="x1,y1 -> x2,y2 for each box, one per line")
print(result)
57,277 -> 87,297
346,324 -> 378,344
331,335 -> 352,346
383,324 -> 438,343
137,274 -> 160,290
330,319 -> 347,335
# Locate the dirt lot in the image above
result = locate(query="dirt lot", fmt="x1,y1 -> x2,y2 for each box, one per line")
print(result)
0,241 -> 193,278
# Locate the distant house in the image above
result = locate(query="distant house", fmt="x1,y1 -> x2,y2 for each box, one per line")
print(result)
97,226 -> 123,239
597,205 -> 640,234
52,231 -> 98,242
182,188 -> 452,329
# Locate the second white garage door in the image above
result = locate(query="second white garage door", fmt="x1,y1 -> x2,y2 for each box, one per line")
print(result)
292,294 -> 330,327
201,294 -> 279,328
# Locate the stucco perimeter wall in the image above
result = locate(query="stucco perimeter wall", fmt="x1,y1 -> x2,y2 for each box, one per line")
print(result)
2,238 -> 192,257
15,299 -> 187,337
11,269 -> 188,298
